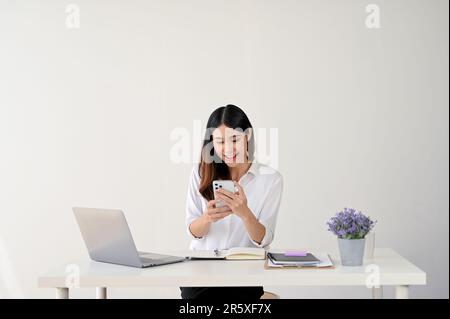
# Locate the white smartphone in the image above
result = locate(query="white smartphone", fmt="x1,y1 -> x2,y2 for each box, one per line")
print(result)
212,180 -> 236,208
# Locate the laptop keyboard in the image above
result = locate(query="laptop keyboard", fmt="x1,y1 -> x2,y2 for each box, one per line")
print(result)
138,252 -> 185,266
140,257 -> 156,263
139,252 -> 166,259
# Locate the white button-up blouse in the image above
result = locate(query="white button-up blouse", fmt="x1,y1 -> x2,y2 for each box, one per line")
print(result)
185,161 -> 283,250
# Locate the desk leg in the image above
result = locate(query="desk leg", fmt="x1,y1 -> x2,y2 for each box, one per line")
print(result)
96,287 -> 107,299
395,285 -> 409,299
56,287 -> 69,299
372,286 -> 383,299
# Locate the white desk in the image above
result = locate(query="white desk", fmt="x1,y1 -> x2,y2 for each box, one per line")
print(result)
38,248 -> 426,299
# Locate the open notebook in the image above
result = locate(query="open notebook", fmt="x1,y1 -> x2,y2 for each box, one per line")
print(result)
186,247 -> 266,260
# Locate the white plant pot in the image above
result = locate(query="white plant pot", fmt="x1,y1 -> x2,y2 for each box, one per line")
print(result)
338,238 -> 366,266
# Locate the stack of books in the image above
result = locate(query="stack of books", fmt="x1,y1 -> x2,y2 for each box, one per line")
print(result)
266,251 -> 333,268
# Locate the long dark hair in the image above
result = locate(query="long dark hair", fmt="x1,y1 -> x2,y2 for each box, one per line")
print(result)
198,104 -> 255,201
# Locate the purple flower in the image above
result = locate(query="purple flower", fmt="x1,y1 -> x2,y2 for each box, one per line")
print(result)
326,207 -> 376,239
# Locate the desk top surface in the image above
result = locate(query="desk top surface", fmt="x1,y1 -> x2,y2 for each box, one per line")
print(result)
38,248 -> 426,288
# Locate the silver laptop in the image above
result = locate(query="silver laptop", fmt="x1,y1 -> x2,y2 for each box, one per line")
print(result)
73,207 -> 186,268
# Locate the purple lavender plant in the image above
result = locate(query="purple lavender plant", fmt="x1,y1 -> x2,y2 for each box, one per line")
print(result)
327,207 -> 376,239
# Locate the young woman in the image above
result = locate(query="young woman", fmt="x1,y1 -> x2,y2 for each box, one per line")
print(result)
180,104 -> 283,299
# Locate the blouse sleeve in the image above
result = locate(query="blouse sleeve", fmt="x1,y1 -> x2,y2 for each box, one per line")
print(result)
185,165 -> 206,240
249,173 -> 283,248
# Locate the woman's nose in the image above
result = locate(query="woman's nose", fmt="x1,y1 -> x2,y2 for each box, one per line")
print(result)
224,142 -> 235,154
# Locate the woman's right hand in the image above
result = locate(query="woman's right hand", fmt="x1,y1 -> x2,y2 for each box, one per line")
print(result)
203,199 -> 232,223
189,200 -> 232,238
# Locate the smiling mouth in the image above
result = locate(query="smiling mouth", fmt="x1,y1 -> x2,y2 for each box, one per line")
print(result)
224,154 -> 238,160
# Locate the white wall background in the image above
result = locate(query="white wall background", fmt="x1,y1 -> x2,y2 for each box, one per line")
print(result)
0,0 -> 448,299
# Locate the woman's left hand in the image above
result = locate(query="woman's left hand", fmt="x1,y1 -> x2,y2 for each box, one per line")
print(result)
215,181 -> 252,220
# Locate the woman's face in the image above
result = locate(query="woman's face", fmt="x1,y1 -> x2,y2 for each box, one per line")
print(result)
212,124 -> 250,167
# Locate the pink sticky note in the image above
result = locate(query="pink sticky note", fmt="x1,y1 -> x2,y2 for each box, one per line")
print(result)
284,251 -> 307,257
